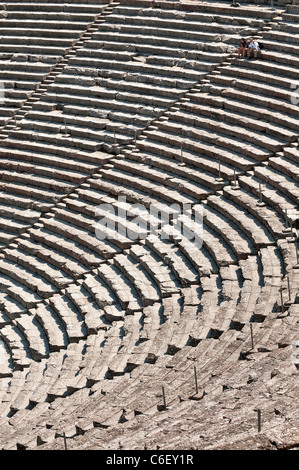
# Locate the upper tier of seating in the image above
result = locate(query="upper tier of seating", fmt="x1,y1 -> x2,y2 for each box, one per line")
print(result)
0,1 -> 113,125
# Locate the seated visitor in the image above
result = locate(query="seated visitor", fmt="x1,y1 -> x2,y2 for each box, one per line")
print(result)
247,37 -> 260,60
237,38 -> 248,59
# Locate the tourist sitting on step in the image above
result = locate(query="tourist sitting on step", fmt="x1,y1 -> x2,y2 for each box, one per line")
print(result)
247,37 -> 261,60
237,38 -> 248,59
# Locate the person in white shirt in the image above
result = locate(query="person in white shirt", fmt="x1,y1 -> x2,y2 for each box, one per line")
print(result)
247,37 -> 260,60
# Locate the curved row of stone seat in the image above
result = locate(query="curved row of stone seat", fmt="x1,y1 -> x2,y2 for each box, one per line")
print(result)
0,0 -> 281,248
14,322 -> 258,445
0,1 -> 112,126
260,4 -> 299,58
0,0 -> 277,159
0,248 -> 296,441
84,352 -> 298,449
1,224 -> 290,422
32,300 -> 299,450
0,144 -> 112,251
239,169 -> 299,230
134,77 -> 297,177
0,327 -> 241,447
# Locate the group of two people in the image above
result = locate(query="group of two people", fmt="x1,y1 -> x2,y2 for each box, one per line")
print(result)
237,37 -> 261,60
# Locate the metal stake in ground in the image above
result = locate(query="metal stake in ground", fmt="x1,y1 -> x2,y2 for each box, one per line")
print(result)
63,432 -> 68,451
233,169 -> 238,187
194,366 -> 198,395
179,144 -> 184,166
216,160 -> 223,182
280,286 -> 284,313
250,323 -> 254,350
290,220 -> 294,238
284,209 -> 289,230
287,276 -> 291,301
162,386 -> 167,411
257,409 -> 262,433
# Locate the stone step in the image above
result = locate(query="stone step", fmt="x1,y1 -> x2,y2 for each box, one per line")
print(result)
68,55 -> 207,82
239,174 -> 299,224
269,154 -> 299,183
144,236 -> 199,286
0,19 -> 94,31
142,128 -> 264,168
99,22 -> 250,46
100,167 -> 198,205
283,146 -> 299,165
180,100 -> 295,143
115,2 -> 277,19
103,14 -> 263,34
209,68 -> 298,102
207,194 -> 276,249
122,151 -> 223,190
229,55 -> 299,80
254,165 -> 299,208
166,110 -> 286,153
7,12 -> 97,22
29,227 -> 104,270
203,205 -> 256,259
210,86 -> 299,119
0,138 -> 108,165
113,253 -> 161,306
260,38 -> 299,56
111,158 -> 213,201
33,304 -> 67,353
135,138 -> 243,179
16,238 -> 88,279
0,28 -> 80,38
6,3 -> 110,14
192,92 -> 299,134
222,186 -> 286,240
0,157 -> 91,184
0,257 -> 57,300
3,246 -> 73,290
0,169 -> 77,193
48,295 -> 87,343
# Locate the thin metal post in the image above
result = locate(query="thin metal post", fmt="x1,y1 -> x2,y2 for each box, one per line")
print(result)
250,323 -> 254,349
233,169 -> 237,187
63,432 -> 68,451
290,220 -> 294,238
162,386 -> 167,411
180,144 -> 184,164
194,366 -> 198,394
280,286 -> 284,313
296,237 -> 299,265
259,183 -> 263,204
287,276 -> 291,301
285,209 -> 289,229
257,409 -> 261,432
